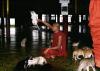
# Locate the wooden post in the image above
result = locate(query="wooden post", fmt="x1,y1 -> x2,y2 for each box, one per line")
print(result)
63,15 -> 68,57
1,0 -> 5,48
6,0 -> 10,48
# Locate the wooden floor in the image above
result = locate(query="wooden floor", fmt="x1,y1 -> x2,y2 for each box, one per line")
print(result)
0,27 -> 99,71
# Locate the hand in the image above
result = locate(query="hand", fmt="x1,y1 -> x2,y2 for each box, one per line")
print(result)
37,19 -> 47,24
37,19 -> 43,23
44,48 -> 51,54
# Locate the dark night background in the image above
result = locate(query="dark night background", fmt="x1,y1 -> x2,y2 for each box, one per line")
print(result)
0,0 -> 90,26
1,0 -> 90,17
14,0 -> 60,26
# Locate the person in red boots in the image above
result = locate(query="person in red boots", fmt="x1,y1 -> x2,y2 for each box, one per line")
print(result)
38,19 -> 67,59
89,0 -> 100,69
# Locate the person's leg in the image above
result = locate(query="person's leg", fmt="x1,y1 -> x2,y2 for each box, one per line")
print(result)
42,48 -> 59,59
45,49 -> 56,59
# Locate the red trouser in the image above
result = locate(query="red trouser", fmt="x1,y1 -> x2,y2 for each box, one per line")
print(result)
89,0 -> 100,67
41,48 -> 67,58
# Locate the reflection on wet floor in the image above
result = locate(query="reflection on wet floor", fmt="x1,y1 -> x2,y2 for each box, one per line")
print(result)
0,27 -> 99,71
0,27 -> 68,71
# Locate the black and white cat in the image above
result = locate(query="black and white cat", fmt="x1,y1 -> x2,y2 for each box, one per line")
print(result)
14,56 -> 53,71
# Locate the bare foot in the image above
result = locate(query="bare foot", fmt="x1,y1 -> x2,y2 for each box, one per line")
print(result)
51,55 -> 55,59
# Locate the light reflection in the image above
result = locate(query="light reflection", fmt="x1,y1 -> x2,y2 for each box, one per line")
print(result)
42,31 -> 46,39
42,26 -> 46,29
68,25 -> 71,32
60,15 -> 63,22
79,15 -> 81,22
60,26 -> 63,31
10,27 -> 15,35
10,18 -> 15,26
83,15 -> 86,20
79,25 -> 82,33
42,14 -> 46,21
4,18 -> 6,26
10,27 -> 16,41
4,27 -> 6,37
51,14 -> 55,20
32,30 -> 39,40
68,15 -> 72,23
0,17 -> 1,25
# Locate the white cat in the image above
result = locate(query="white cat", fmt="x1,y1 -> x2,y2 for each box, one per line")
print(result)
27,56 -> 47,67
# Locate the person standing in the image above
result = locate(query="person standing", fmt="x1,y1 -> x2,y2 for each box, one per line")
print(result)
89,0 -> 100,69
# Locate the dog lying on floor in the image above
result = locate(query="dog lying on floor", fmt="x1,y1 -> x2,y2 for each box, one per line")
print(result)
77,58 -> 96,71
